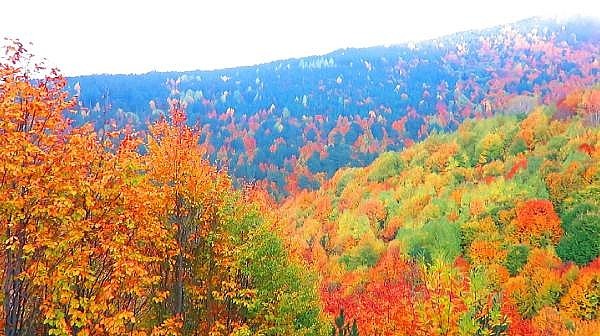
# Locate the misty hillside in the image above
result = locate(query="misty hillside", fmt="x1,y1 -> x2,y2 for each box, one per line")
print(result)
69,17 -> 600,196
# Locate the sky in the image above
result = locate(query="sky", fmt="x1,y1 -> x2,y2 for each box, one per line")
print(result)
1,0 -> 598,76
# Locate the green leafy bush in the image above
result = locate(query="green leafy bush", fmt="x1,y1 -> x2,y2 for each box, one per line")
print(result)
504,245 -> 530,276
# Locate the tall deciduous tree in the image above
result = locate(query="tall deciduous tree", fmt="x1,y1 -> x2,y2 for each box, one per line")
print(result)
0,38 -> 74,336
1,40 -> 174,335
145,101 -> 328,335
145,99 -> 231,333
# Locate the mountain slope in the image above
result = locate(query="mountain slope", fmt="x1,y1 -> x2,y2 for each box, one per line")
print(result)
276,90 -> 600,335
69,17 -> 600,196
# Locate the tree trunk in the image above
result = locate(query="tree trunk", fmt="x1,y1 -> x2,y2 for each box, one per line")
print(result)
4,230 -> 26,336
174,195 -> 184,317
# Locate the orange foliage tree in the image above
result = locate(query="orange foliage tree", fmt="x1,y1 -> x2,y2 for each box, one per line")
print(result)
560,257 -> 600,321
322,248 -> 423,336
513,199 -> 562,246
145,99 -> 238,333
0,40 -> 173,335
557,88 -> 600,126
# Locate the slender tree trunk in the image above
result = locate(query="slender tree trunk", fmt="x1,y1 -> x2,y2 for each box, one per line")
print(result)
174,247 -> 183,316
203,215 -> 218,334
204,254 -> 216,334
4,229 -> 26,336
174,195 -> 184,317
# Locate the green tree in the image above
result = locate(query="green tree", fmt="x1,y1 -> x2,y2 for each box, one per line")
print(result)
557,185 -> 600,265
236,209 -> 329,335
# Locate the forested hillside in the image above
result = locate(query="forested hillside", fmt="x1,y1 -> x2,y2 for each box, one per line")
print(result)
69,17 -> 600,196
1,15 -> 600,336
278,91 -> 600,335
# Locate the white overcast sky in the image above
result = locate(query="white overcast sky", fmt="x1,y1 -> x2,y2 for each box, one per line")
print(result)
1,0 -> 598,76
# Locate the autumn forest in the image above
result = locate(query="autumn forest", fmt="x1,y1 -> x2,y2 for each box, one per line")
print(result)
1,15 -> 600,336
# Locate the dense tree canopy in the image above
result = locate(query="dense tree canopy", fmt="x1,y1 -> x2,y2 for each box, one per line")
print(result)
68,17 -> 600,197
0,40 -> 327,336
280,94 -> 600,335
1,15 -> 599,336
